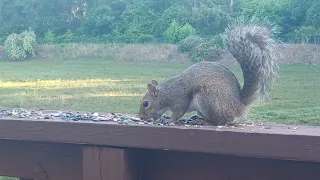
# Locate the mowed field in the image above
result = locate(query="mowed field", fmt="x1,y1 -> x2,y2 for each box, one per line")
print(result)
0,58 -> 319,125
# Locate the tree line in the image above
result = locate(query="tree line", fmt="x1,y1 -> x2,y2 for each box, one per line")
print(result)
0,0 -> 319,44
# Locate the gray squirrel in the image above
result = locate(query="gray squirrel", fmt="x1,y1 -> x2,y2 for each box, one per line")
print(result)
138,18 -> 282,125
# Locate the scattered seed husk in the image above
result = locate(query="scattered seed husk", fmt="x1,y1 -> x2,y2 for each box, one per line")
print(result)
0,108 -> 257,128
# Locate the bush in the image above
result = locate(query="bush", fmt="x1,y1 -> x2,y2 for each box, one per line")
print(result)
136,34 -> 156,43
82,5 -> 118,36
4,29 -> 36,60
178,35 -> 203,52
180,23 -> 196,41
153,4 -> 190,37
114,33 -> 155,43
190,41 -> 223,62
190,5 -> 231,36
44,29 -> 56,44
306,1 -> 320,29
210,34 -> 224,48
293,26 -> 320,43
109,27 -> 155,43
57,29 -> 76,43
164,20 -> 196,44
178,35 -> 224,62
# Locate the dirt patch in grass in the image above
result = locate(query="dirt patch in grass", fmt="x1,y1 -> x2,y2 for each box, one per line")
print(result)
0,43 -> 319,64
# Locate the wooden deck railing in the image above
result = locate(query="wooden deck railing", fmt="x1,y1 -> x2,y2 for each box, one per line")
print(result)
0,117 -> 319,180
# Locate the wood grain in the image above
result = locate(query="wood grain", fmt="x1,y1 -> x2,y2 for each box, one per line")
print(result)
0,140 -> 82,180
0,118 -> 319,162
140,149 -> 320,180
82,146 -> 139,180
0,138 -> 319,180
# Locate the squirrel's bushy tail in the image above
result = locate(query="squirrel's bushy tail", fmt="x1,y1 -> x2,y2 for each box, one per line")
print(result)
222,17 -> 282,105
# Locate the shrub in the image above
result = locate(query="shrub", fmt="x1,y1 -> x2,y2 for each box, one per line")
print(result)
109,27 -> 155,43
21,30 -> 37,56
191,36 -> 224,62
136,34 -> 156,43
180,23 -> 196,40
153,4 -> 190,37
44,29 -> 56,44
306,1 -> 320,29
4,29 -> 36,60
82,5 -> 117,36
190,5 -> 231,36
190,42 -> 222,62
179,35 -> 224,62
4,33 -> 24,60
164,20 -> 196,44
178,35 -> 203,53
210,34 -> 224,48
294,26 -> 320,43
115,33 -> 155,43
163,20 -> 180,43
58,29 -> 76,43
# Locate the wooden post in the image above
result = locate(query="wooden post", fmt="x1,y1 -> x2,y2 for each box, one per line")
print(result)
82,146 -> 139,180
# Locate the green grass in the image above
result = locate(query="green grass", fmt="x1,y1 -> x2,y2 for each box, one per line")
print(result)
248,64 -> 320,125
0,58 -> 319,125
0,58 -> 192,114
0,177 -> 17,180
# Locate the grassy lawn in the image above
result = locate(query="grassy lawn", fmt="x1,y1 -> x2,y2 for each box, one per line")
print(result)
0,177 -> 17,180
0,58 -> 319,125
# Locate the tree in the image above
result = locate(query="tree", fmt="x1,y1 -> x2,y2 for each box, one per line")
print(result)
82,5 -> 118,36
306,0 -> 320,28
190,4 -> 231,36
152,4 -> 190,37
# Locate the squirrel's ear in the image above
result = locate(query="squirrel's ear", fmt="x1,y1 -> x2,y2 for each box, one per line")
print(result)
147,83 -> 157,96
151,80 -> 158,86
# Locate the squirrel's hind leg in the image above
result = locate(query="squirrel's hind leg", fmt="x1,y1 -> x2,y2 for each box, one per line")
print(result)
195,100 -> 235,126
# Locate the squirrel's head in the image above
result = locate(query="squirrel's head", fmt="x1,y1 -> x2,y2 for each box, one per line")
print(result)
138,80 -> 164,121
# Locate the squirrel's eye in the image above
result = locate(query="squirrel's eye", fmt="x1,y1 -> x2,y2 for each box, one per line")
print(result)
143,101 -> 149,108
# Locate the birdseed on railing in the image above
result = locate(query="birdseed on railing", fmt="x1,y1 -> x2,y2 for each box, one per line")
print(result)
0,108 -> 206,126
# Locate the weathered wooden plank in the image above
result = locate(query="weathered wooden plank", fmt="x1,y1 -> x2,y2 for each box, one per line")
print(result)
140,149 -> 320,180
0,118 -> 319,162
0,140 -> 82,180
82,146 -> 139,180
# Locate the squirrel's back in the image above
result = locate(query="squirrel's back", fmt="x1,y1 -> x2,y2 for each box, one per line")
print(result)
176,61 -> 241,98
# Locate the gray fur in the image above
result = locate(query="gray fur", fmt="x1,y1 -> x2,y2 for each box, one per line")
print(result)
138,17 -> 282,125
221,17 -> 283,103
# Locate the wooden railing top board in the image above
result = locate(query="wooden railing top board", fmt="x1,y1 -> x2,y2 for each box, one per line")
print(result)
0,118 -> 319,163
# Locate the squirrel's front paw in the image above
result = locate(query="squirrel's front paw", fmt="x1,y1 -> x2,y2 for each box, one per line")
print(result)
155,115 -> 174,125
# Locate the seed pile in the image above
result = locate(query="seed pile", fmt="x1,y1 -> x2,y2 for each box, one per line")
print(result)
0,108 -> 206,126
1,108 -> 301,132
